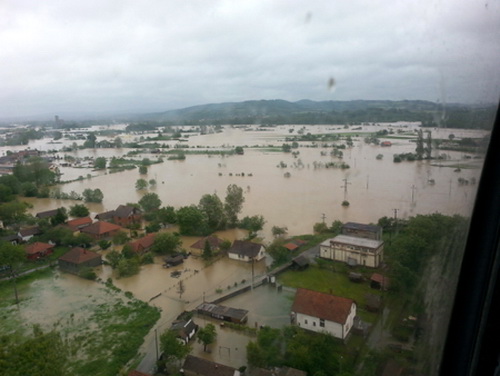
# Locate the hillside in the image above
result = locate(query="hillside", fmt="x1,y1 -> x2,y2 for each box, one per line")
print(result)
134,99 -> 496,129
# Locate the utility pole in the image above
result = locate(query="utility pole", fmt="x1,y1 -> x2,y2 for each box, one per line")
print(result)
154,328 -> 159,361
341,178 -> 351,201
392,208 -> 399,235
411,185 -> 416,204
251,257 -> 255,290
321,213 -> 326,223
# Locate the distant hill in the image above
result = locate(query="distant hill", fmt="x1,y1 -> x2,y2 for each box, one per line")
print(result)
133,99 -> 496,129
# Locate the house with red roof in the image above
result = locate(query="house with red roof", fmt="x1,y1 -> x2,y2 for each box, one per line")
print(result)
25,242 -> 54,260
66,216 -> 93,232
58,247 -> 102,274
291,288 -> 356,339
127,233 -> 156,254
80,221 -> 122,240
189,235 -> 224,254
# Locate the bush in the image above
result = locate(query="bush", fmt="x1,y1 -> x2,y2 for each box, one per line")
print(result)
79,267 -> 97,280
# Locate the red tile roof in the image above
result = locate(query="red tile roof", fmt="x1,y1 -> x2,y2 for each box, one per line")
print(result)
128,371 -> 152,376
128,233 -> 156,253
81,221 -> 122,235
291,288 -> 355,325
58,247 -> 101,264
67,216 -> 92,230
182,355 -> 236,376
25,242 -> 54,255
190,235 -> 223,250
284,243 -> 299,251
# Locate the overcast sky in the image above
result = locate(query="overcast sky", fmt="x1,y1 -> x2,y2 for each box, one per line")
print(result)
1,0 -> 499,118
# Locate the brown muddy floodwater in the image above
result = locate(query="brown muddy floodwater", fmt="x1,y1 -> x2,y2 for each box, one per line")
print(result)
23,125 -> 485,242
5,124 -> 488,370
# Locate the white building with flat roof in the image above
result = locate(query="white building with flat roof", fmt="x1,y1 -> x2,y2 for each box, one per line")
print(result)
320,234 -> 384,268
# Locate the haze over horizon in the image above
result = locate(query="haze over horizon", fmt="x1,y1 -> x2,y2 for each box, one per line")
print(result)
1,0 -> 499,118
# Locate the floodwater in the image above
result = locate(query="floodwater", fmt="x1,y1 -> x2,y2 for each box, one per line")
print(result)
20,124 -> 485,241
2,123 -> 488,370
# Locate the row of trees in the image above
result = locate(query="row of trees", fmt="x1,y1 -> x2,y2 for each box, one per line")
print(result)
140,184 -> 264,237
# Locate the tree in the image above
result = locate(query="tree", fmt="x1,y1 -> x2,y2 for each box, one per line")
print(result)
159,330 -> 191,368
0,201 -> 30,226
199,193 -> 226,232
202,240 -> 212,260
329,220 -> 343,234
282,143 -> 292,152
135,178 -> 148,190
94,157 -> 106,169
224,184 -> 244,227
240,215 -> 266,238
313,222 -> 329,234
114,137 -> 123,148
69,204 -> 90,218
139,192 -> 162,212
197,323 -> 217,352
0,242 -> 26,303
271,226 -> 288,237
415,129 -> 425,158
0,326 -> 68,376
156,206 -> 177,225
177,205 -> 208,236
152,232 -> 181,255
84,132 -> 97,148
50,207 -> 68,226
82,188 -> 104,203
117,258 -> 140,277
106,250 -> 122,268
267,240 -> 289,267
0,184 -> 14,202
425,131 -> 432,159
139,166 -> 148,175
235,146 -> 244,155
112,231 -> 129,245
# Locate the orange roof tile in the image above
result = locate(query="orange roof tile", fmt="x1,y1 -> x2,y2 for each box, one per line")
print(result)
81,221 -> 122,235
58,247 -> 101,264
25,242 -> 54,255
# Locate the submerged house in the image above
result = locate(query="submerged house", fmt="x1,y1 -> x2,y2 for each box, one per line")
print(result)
227,240 -> 265,262
291,288 -> 356,340
127,233 -> 156,255
170,318 -> 198,345
189,235 -> 224,254
58,247 -> 102,274
196,302 -> 248,324
80,221 -> 122,240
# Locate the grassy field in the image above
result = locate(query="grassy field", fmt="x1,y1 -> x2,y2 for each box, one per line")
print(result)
0,268 -> 160,376
278,263 -> 382,324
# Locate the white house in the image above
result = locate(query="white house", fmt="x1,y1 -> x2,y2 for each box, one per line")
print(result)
227,240 -> 265,262
291,288 -> 356,340
319,234 -> 384,268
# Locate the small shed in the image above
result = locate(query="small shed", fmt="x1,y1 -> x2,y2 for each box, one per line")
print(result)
170,318 -> 198,345
196,302 -> 248,324
291,255 -> 309,270
370,273 -> 390,290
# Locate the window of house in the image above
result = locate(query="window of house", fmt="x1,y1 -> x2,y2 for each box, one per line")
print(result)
320,319 -> 325,328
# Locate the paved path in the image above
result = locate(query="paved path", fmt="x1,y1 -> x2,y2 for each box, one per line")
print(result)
0,263 -> 53,282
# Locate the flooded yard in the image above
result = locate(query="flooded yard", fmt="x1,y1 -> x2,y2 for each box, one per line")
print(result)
190,283 -> 295,369
0,269 -> 160,376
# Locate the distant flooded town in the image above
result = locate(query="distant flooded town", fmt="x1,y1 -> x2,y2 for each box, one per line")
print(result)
0,118 -> 489,376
